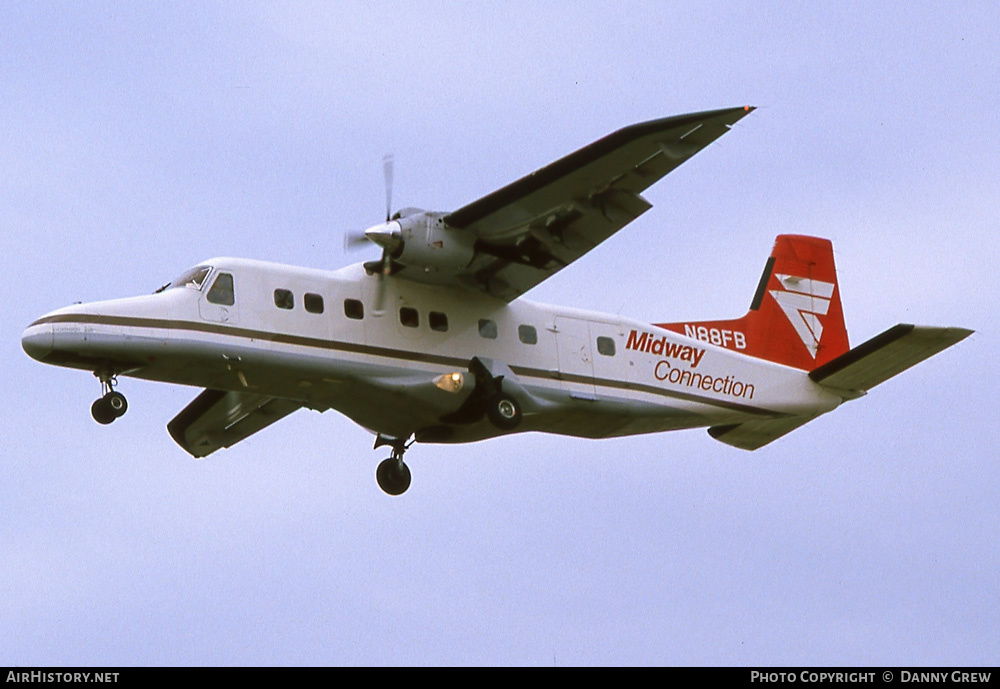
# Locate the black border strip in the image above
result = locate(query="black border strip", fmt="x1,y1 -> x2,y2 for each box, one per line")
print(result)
749,256 -> 775,311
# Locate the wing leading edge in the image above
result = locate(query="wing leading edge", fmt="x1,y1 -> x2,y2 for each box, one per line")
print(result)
435,106 -> 754,301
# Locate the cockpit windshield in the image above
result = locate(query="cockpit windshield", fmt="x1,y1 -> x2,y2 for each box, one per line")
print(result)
155,266 -> 212,294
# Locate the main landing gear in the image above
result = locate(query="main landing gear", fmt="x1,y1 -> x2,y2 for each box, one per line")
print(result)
439,357 -> 524,431
486,393 -> 521,431
374,435 -> 413,496
91,371 -> 128,425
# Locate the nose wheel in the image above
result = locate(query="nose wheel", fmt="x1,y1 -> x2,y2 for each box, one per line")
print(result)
374,435 -> 413,496
91,372 -> 128,425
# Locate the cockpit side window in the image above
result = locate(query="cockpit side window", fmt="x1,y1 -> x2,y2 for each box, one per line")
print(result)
158,266 -> 211,293
206,272 -> 235,306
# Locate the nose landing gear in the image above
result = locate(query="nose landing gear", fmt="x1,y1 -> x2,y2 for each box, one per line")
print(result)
91,371 -> 128,425
374,435 -> 413,496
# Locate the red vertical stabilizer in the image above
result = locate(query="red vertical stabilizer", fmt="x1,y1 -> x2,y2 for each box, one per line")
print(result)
656,235 -> 850,370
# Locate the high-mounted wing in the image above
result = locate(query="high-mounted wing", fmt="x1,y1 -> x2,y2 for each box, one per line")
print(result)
440,106 -> 753,301
167,389 -> 303,458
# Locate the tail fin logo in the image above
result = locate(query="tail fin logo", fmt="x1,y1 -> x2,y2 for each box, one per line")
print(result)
769,274 -> 836,358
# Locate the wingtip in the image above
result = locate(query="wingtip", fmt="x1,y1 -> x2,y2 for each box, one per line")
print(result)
720,105 -> 754,127
949,327 -> 975,344
725,105 -> 755,123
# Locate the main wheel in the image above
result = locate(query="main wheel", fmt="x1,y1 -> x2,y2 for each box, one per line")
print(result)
91,397 -> 116,425
376,458 -> 412,496
486,393 -> 522,431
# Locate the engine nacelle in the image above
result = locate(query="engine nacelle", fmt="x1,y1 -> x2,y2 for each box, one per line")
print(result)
368,211 -> 475,274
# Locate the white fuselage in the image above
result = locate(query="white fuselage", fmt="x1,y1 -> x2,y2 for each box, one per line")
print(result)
22,258 -> 842,445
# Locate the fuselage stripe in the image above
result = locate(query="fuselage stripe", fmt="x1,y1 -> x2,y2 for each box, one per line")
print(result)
32,313 -> 778,416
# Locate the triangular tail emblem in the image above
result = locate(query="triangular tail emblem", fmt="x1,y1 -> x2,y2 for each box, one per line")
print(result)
769,274 -> 835,358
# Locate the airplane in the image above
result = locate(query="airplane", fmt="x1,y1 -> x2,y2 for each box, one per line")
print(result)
21,106 -> 972,495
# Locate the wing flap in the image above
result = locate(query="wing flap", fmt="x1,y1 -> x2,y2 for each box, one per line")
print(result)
167,389 -> 302,458
809,324 -> 973,394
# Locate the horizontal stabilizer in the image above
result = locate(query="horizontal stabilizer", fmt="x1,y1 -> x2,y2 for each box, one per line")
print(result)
167,389 -> 302,458
708,414 -> 820,451
709,324 -> 971,451
809,324 -> 973,395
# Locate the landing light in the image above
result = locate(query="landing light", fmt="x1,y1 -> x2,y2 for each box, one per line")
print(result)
434,371 -> 465,393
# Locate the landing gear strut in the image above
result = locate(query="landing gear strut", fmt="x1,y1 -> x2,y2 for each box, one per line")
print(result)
374,435 -> 412,496
91,371 -> 127,425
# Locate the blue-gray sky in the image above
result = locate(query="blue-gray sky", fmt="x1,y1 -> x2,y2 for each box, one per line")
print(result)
2,1 -> 997,666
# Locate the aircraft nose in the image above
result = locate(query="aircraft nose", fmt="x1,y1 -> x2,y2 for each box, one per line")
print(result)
22,321 -> 54,362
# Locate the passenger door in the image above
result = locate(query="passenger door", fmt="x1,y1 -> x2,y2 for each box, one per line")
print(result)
554,316 -> 596,399
589,320 -> 625,391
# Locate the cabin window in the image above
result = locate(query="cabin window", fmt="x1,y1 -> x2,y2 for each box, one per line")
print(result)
304,293 -> 324,314
344,299 -> 364,320
399,307 -> 419,328
478,319 -> 498,339
274,288 -> 294,310
597,336 -> 616,356
429,311 -> 448,332
518,324 -> 538,345
206,272 -> 235,306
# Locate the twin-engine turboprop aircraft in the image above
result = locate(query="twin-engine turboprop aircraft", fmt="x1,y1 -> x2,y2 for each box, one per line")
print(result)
22,106 -> 972,495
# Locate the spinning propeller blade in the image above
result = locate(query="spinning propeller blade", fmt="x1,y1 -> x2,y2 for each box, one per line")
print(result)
383,154 -> 394,222
343,231 -> 371,252
343,153 -> 395,255
374,153 -> 396,312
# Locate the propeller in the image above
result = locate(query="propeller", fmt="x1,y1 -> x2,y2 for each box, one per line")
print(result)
342,153 -> 396,253
342,232 -> 371,252
370,153 -> 398,313
383,153 -> 394,222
